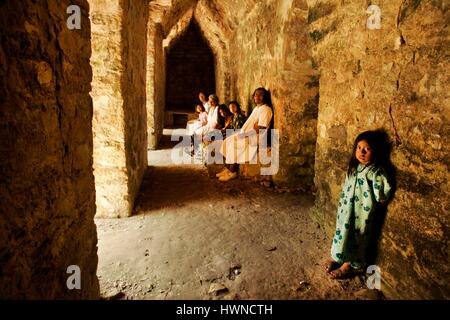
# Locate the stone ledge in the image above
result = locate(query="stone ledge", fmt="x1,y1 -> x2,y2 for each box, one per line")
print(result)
164,109 -> 197,127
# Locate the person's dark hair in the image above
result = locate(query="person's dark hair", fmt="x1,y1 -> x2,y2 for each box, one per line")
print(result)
251,87 -> 274,146
252,87 -> 273,108
218,104 -> 232,117
195,103 -> 205,113
228,100 -> 242,114
347,129 -> 393,176
218,104 -> 232,128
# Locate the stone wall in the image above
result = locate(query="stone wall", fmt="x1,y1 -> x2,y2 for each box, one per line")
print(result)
161,1 -> 318,191
90,0 -> 148,218
309,0 -> 449,299
195,0 -> 232,102
147,23 -> 165,149
122,0 -> 149,214
0,0 -> 98,298
221,0 -> 319,190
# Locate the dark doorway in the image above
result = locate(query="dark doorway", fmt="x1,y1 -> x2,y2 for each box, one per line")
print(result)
165,21 -> 216,113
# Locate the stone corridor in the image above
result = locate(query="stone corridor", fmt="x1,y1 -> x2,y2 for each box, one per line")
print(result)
96,130 -> 367,300
0,0 -> 448,300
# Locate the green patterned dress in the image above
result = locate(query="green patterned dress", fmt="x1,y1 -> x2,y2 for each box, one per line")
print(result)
331,163 -> 392,269
231,114 -> 246,130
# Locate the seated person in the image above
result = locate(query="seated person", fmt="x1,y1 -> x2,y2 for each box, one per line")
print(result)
195,103 -> 208,128
186,103 -> 208,155
217,104 -> 233,137
228,100 -> 247,130
192,94 -> 220,151
198,91 -> 210,113
214,88 -> 273,182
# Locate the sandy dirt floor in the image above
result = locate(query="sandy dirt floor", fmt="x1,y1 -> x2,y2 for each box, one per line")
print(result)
95,129 -> 380,300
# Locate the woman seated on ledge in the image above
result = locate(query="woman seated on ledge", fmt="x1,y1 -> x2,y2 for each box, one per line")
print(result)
214,87 -> 273,182
218,104 -> 233,137
228,100 -> 247,130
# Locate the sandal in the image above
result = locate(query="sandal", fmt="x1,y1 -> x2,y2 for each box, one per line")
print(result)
330,264 -> 354,279
324,260 -> 340,273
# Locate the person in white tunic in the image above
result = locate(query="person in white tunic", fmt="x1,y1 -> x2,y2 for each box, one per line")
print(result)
199,91 -> 211,113
194,94 -> 219,137
215,88 -> 273,181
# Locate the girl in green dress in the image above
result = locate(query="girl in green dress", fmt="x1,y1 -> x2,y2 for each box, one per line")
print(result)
228,101 -> 247,130
325,130 -> 393,279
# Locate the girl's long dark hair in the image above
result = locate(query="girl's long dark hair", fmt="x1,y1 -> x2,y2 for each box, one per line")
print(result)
347,129 -> 392,176
195,103 -> 205,113
218,104 -> 232,128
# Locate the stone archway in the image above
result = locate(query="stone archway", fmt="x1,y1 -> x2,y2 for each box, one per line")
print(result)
165,20 -> 216,114
146,0 -> 233,149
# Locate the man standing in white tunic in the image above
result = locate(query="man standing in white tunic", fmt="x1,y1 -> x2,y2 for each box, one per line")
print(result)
215,88 -> 273,181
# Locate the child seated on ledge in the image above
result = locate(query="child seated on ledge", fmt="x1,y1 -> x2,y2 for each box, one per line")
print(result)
186,103 -> 208,156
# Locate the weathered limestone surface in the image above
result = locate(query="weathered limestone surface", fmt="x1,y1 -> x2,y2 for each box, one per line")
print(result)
309,0 -> 449,299
194,0 -> 232,102
90,0 -> 148,217
122,0 -> 149,214
147,23 -> 165,149
0,0 -> 99,298
226,0 -> 318,190
178,0 -> 318,190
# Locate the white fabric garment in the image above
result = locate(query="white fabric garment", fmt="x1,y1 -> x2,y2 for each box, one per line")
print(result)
240,104 -> 272,132
217,104 -> 273,164
203,101 -> 211,113
195,104 -> 219,136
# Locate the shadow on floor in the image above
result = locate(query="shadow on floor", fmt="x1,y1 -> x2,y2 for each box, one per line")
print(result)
133,165 -> 216,213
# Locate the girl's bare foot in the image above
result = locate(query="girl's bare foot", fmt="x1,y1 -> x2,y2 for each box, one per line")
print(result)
324,260 -> 340,273
330,262 -> 354,279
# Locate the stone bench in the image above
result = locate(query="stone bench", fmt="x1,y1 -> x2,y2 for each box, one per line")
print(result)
165,109 -> 197,127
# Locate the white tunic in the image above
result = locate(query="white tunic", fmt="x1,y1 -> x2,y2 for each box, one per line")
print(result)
195,105 -> 219,136
203,101 -> 211,113
218,104 -> 273,164
240,104 -> 272,132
